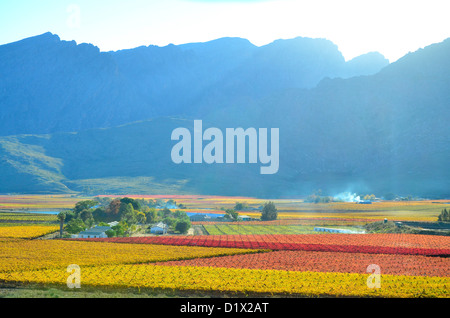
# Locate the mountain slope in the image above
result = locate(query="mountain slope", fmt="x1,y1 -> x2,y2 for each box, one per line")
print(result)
0,33 -> 389,136
0,38 -> 448,197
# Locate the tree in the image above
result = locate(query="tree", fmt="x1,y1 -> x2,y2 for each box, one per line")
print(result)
93,196 -> 113,207
225,209 -> 239,221
120,197 -> 141,211
112,222 -> 128,237
85,217 -> 95,229
163,216 -> 177,227
73,200 -> 97,214
57,212 -> 65,238
65,218 -> 86,234
166,199 -> 177,207
173,210 -> 189,220
64,211 -> 76,223
79,209 -> 93,222
105,199 -> 122,217
175,220 -> 191,234
144,208 -> 157,224
438,208 -> 449,222
261,201 -> 277,221
136,211 -> 147,224
234,202 -> 248,211
162,207 -> 172,218
121,203 -> 137,225
92,207 -> 108,222
105,229 -> 116,238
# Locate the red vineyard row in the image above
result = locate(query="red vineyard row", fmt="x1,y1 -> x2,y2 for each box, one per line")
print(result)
73,234 -> 450,256
156,250 -> 450,277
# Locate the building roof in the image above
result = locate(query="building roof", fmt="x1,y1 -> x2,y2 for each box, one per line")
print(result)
93,226 -> 112,231
151,222 -> 168,229
79,226 -> 111,235
79,230 -> 106,236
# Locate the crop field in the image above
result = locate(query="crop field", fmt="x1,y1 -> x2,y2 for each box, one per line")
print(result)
98,194 -> 450,222
0,225 -> 60,239
2,194 -> 448,222
201,224 -> 365,235
0,235 -> 448,297
159,250 -> 450,277
203,224 -> 321,235
2,263 -> 448,298
0,212 -> 58,223
0,194 -> 449,298
78,234 -> 450,256
0,239 -> 259,273
0,195 -> 86,211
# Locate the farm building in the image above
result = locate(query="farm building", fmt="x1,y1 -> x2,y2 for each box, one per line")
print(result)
151,222 -> 168,234
75,226 -> 111,238
237,215 -> 253,221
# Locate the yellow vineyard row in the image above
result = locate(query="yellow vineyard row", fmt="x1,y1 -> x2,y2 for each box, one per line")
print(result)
0,239 -> 260,273
1,264 -> 448,298
0,225 -> 60,239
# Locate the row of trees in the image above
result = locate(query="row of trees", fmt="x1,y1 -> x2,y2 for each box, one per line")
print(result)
59,197 -> 191,237
222,201 -> 278,221
58,197 -> 278,237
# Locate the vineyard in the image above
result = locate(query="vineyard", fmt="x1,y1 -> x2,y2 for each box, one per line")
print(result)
76,234 -> 450,256
0,195 -> 449,298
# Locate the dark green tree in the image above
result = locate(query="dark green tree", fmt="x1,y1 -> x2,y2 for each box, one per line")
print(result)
162,207 -> 172,218
85,217 -> 95,229
112,222 -> 128,237
438,208 -> 449,222
144,208 -> 157,224
163,216 -> 177,227
105,229 -> 116,238
234,202 -> 248,211
92,207 -> 108,222
79,209 -> 93,222
173,210 -> 189,220
73,200 -> 97,214
175,220 -> 191,234
261,201 -> 278,221
64,211 -> 77,223
65,218 -> 86,234
225,209 -> 239,221
120,197 -> 141,211
121,203 -> 137,225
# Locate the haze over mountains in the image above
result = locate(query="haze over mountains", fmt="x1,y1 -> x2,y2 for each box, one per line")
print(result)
0,33 -> 448,198
0,32 -> 388,135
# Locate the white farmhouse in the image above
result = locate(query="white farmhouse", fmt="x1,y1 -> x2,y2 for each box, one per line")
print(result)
150,222 -> 168,235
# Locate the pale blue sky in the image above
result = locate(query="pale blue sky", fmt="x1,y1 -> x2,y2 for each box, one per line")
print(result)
1,0 -> 449,61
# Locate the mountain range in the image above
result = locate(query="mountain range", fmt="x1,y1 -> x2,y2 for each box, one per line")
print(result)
0,33 -> 448,198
